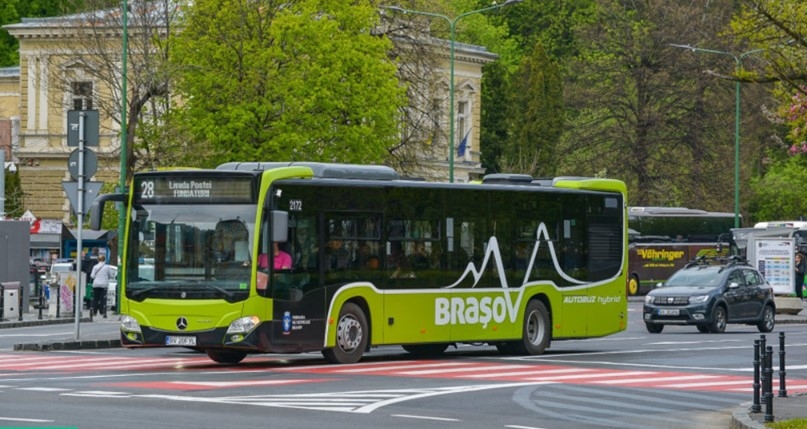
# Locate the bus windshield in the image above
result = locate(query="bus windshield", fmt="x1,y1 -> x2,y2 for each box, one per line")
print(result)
125,203 -> 257,301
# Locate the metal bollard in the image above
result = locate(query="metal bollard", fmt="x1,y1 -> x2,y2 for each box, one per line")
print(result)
17,286 -> 22,321
779,332 -> 787,398
764,346 -> 775,422
751,339 -> 762,413
36,273 -> 43,320
0,283 -> 4,320
56,284 -> 60,318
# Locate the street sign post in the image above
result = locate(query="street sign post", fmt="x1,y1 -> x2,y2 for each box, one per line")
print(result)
67,110 -> 99,147
65,109 -> 101,339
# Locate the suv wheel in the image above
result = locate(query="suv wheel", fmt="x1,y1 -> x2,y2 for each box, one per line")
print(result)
645,323 -> 663,334
708,305 -> 727,333
757,305 -> 775,333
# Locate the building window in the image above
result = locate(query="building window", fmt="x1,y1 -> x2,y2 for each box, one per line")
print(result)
72,82 -> 93,110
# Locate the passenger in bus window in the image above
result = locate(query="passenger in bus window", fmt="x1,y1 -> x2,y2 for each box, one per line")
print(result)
326,238 -> 350,271
390,243 -> 415,279
410,241 -> 431,270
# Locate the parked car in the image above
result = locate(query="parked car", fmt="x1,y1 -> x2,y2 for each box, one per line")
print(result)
643,256 -> 776,334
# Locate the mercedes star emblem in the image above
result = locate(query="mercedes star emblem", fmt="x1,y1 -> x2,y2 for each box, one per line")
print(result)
176,317 -> 188,330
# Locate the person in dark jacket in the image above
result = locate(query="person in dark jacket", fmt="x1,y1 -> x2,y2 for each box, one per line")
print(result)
795,251 -> 806,300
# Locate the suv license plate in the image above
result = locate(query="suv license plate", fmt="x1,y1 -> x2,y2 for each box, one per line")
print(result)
658,309 -> 679,316
166,336 -> 196,346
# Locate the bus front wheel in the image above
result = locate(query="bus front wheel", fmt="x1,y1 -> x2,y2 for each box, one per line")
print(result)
511,300 -> 550,355
323,302 -> 368,364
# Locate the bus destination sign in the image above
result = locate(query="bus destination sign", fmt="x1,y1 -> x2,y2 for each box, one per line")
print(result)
134,175 -> 255,204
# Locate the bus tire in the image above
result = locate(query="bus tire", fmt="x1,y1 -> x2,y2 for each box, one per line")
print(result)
402,343 -> 449,357
627,274 -> 640,296
512,300 -> 550,355
206,349 -> 247,364
323,302 -> 368,364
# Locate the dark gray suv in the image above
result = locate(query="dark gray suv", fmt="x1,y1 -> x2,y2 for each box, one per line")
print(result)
643,257 -> 775,334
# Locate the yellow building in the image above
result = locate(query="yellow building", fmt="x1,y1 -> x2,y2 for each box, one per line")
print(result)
1,9 -> 496,225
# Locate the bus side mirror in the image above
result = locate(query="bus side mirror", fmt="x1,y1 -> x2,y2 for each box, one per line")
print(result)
89,193 -> 127,230
272,210 -> 289,242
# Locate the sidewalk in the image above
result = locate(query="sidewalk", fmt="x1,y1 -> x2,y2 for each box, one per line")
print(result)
0,307 -> 121,350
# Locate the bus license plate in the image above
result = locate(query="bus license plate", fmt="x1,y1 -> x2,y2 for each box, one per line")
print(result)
165,336 -> 196,346
658,309 -> 679,316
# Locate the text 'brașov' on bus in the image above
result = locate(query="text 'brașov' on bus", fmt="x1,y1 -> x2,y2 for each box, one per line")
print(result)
90,163 -> 628,364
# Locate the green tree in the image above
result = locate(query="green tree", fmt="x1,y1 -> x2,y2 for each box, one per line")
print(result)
167,0 -> 407,167
0,0 -> 84,67
3,166 -> 23,219
749,155 -> 807,221
476,0 -> 594,174
560,0 -> 744,208
499,41 -> 564,176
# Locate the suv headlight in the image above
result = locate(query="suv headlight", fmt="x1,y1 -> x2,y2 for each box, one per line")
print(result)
644,295 -> 655,305
689,295 -> 710,304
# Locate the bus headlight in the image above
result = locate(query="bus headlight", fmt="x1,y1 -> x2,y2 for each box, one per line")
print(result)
227,316 -> 260,334
120,315 -> 141,332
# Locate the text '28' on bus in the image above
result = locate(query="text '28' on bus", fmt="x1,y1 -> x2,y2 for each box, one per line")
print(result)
627,206 -> 738,296
90,163 -> 628,364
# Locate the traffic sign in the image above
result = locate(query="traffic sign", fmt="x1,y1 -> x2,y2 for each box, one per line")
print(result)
62,181 -> 104,216
67,148 -> 98,180
67,110 -> 99,147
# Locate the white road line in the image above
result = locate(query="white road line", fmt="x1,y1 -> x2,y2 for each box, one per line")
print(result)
392,414 -> 461,422
0,417 -> 54,423
467,368 -> 596,379
398,364 -> 528,375
662,380 -> 752,388
329,361 -> 470,373
524,371 -> 651,382
593,374 -> 719,385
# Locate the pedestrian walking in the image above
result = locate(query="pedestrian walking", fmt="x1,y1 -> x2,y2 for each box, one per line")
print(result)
795,251 -> 806,300
89,255 -> 111,318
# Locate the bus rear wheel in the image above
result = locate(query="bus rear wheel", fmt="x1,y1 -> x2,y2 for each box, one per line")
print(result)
323,302 -> 368,364
511,300 -> 550,355
206,349 -> 247,364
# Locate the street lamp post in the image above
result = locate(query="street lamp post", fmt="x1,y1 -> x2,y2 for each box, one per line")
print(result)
671,44 -> 764,229
383,1 -> 522,183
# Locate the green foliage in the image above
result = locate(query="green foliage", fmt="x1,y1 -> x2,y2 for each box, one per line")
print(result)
748,155 -> 807,222
3,168 -> 23,219
499,41 -> 565,176
0,0 -> 82,66
767,418 -> 807,429
167,0 -> 407,166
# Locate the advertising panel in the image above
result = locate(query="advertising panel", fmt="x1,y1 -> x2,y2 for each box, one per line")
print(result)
753,238 -> 795,295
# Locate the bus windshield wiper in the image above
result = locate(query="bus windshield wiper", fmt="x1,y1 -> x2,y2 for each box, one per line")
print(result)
199,283 -> 235,298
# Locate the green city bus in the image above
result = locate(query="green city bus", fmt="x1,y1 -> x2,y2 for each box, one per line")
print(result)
90,162 -> 628,364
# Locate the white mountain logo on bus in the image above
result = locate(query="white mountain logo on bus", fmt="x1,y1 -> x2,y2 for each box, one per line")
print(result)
435,222 -> 593,328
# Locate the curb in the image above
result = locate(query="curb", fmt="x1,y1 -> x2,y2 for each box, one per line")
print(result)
730,402 -> 766,429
